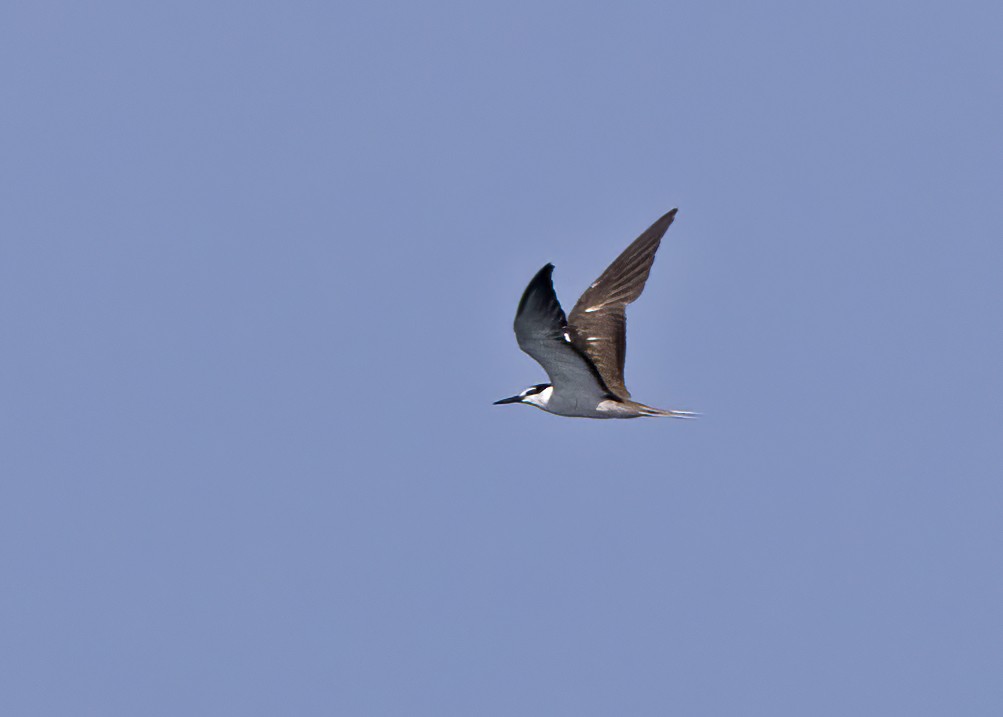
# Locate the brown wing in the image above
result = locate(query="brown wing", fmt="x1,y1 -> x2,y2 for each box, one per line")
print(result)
567,209 -> 677,399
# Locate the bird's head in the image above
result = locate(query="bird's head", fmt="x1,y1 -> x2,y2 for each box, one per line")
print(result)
493,383 -> 553,409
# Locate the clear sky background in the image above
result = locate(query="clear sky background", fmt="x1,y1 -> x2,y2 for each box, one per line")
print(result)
3,2 -> 1002,715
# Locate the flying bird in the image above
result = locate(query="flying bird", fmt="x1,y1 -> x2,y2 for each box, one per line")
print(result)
494,209 -> 695,419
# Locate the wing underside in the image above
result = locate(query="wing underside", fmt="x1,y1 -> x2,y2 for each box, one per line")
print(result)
513,264 -> 610,400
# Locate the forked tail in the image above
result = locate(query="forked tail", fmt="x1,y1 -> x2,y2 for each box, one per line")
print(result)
636,404 -> 700,419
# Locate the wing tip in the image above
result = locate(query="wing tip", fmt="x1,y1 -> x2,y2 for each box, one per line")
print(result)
632,208 -> 678,248
531,263 -> 555,281
533,262 -> 555,285
658,207 -> 678,227
516,262 -> 559,318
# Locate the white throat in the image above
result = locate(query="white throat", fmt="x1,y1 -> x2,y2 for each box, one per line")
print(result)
522,385 -> 554,408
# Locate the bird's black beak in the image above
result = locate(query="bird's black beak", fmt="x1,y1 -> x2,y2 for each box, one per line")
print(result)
493,395 -> 521,405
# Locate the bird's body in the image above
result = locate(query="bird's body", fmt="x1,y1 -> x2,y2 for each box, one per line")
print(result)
494,209 -> 695,419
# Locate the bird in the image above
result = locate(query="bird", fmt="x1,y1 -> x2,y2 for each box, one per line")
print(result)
494,208 -> 696,419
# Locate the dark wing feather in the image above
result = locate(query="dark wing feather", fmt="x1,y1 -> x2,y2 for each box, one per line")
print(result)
567,209 -> 677,399
513,264 -> 610,399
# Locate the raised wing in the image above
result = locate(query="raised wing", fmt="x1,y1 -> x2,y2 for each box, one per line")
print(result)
513,264 -> 609,400
567,209 -> 677,399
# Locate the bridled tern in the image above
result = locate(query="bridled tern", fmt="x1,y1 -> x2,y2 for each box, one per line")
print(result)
494,209 -> 696,419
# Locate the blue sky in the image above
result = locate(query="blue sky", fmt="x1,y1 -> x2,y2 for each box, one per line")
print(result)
3,1 -> 1002,715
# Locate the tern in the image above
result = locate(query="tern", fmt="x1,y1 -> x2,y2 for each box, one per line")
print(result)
494,209 -> 695,419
